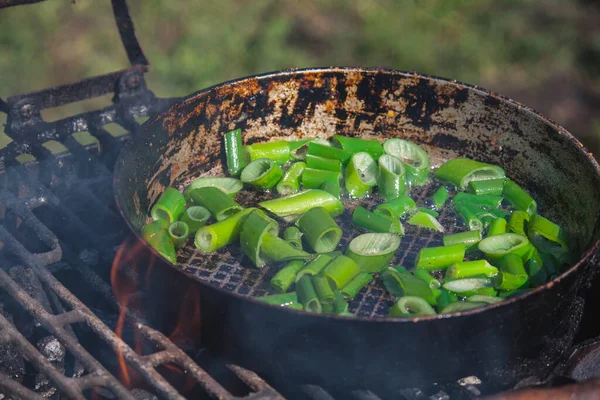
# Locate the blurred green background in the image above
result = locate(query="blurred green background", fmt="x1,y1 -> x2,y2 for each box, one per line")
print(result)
1,0 -> 599,156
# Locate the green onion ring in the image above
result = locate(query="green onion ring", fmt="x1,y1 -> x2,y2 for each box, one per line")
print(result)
345,233 -> 401,273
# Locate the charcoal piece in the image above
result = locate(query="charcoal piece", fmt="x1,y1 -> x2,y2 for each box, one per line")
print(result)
9,266 -> 52,339
9,266 -> 52,313
0,305 -> 25,384
132,389 -> 159,400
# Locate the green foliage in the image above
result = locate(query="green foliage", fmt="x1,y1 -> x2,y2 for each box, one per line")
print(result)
0,0 -> 598,153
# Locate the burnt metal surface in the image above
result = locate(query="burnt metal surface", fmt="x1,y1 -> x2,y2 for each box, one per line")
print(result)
115,67 -> 600,394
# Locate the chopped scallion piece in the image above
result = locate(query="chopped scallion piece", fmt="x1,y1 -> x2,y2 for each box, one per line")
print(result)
271,260 -> 305,293
383,139 -> 430,186
240,158 -> 284,189
345,152 -> 377,198
503,179 -> 537,215
377,154 -> 407,201
346,233 -> 401,273
244,140 -> 291,164
276,161 -> 306,195
168,221 -> 190,248
323,255 -> 361,290
332,134 -> 383,159
296,207 -> 342,253
187,187 -> 243,221
224,128 -> 246,176
389,296 -> 436,317
259,189 -> 344,221
434,158 -> 505,190
239,210 -> 279,268
352,206 -> 404,234
151,187 -> 186,224
340,272 -> 374,299
194,208 -> 257,252
415,244 -> 465,271
407,211 -> 444,232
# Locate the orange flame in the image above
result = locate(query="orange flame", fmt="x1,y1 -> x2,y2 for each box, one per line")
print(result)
110,236 -> 203,393
110,237 -> 147,387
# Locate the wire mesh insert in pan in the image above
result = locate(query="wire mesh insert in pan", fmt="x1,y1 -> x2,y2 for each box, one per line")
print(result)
177,175 -> 465,318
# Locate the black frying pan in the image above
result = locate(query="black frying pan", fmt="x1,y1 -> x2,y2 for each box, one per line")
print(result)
114,67 -> 600,395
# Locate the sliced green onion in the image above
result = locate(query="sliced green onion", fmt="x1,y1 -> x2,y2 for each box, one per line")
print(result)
446,260 -> 499,279
407,211 -> 444,232
259,189 -> 344,221
141,220 -> 177,264
296,207 -> 342,253
442,230 -> 481,249
332,134 -> 383,159
469,178 -> 505,196
418,207 -> 439,218
296,275 -> 322,313
488,217 -> 507,237
320,178 -> 342,199
194,208 -> 257,252
312,275 -> 336,305
468,295 -> 502,304
527,214 -> 569,259
346,233 -> 401,273
180,206 -> 211,233
381,268 -> 436,305
454,202 -> 484,231
260,233 -> 312,263
256,292 -> 301,309
377,154 -> 406,201
352,206 -> 404,234
345,152 -> 377,198
441,301 -> 487,313
283,226 -> 303,250
323,255 -> 361,290
375,195 -> 416,219
296,254 -> 333,281
434,158 -> 505,190
498,253 -> 527,278
335,292 -> 351,315
443,277 -> 494,296
389,296 -> 436,317
383,138 -> 430,186
168,221 -> 189,248
507,210 -> 530,236
503,179 -> 537,215
323,250 -> 343,258
151,187 -> 186,224
453,193 -> 503,209
224,128 -> 246,176
321,302 -> 334,314
526,250 -> 548,287
243,140 -> 290,164
494,272 -> 528,291
185,177 -> 243,199
540,252 -> 561,277
429,186 -> 449,211
239,210 -> 279,268
413,269 -> 442,290
436,288 -> 458,310
307,142 -> 351,164
414,244 -> 465,271
301,168 -> 341,189
289,138 -> 330,160
276,161 -> 306,195
478,233 -> 533,261
240,158 -> 284,189
271,260 -> 305,293
306,154 -> 342,172
340,272 -> 374,299
186,187 -> 243,221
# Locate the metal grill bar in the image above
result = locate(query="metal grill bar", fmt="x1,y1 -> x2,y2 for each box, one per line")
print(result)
0,310 -> 89,400
111,0 -> 149,66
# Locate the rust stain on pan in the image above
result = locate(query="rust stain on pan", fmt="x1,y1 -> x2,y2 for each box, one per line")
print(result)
115,67 -> 600,320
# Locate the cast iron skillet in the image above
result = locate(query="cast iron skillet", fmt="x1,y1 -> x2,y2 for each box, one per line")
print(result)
114,67 -> 600,395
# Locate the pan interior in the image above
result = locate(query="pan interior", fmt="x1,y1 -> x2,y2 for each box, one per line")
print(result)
177,147 -> 476,318
118,68 -> 600,318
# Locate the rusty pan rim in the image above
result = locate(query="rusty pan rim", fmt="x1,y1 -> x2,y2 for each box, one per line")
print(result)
114,66 -> 600,323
